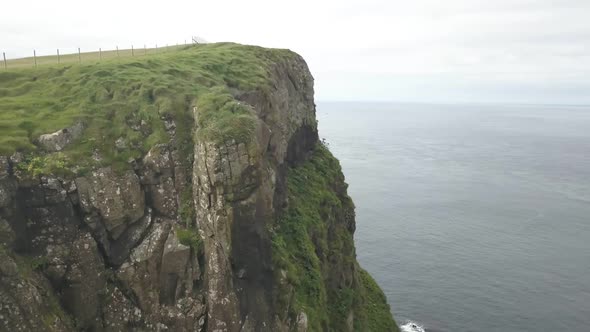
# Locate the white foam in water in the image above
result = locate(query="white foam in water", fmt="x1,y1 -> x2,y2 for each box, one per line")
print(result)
400,320 -> 426,332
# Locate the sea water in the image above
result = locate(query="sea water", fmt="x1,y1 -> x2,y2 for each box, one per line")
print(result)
318,102 -> 590,332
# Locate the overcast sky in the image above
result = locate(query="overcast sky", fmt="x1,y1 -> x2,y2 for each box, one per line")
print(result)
2,0 -> 589,104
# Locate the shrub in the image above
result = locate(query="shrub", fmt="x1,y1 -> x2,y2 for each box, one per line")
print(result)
177,228 -> 202,252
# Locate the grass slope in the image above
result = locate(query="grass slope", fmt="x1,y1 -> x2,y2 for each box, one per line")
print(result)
3,45 -> 186,70
0,43 -> 295,175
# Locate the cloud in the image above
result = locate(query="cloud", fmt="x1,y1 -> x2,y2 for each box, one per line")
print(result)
1,0 -> 588,103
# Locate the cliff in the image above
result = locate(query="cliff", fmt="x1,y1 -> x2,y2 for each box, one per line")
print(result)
0,43 -> 398,331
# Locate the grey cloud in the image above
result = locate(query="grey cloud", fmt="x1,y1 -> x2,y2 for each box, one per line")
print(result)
1,0 -> 588,104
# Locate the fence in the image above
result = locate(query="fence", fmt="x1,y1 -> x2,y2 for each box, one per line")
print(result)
2,39 -> 200,70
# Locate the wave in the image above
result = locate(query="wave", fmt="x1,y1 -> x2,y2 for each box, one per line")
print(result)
400,320 -> 426,332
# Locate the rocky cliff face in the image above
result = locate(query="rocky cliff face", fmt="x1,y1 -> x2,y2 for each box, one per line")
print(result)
0,44 -> 397,331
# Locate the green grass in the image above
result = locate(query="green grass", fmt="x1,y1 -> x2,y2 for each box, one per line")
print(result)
355,269 -> 399,332
3,45 -> 187,69
179,187 -> 196,228
0,43 -> 298,175
271,144 -> 340,330
15,153 -> 71,177
272,143 -> 399,331
176,227 -> 202,252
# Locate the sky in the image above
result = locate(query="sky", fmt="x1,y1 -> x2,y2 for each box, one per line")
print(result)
2,0 -> 589,104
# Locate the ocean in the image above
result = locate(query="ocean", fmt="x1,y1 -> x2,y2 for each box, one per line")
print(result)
317,102 -> 590,332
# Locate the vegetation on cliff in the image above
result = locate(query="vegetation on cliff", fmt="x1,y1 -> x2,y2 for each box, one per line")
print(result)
272,143 -> 399,331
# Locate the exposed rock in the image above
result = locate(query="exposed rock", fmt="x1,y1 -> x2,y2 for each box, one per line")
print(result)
40,176 -> 68,205
18,182 -> 80,255
171,149 -> 190,194
141,145 -> 178,218
193,51 -> 318,332
158,296 -> 206,331
0,156 -> 9,178
296,312 -> 308,332
118,221 -> 172,314
61,233 -> 106,330
151,176 -> 178,218
0,252 -> 18,277
0,218 -> 15,247
9,152 -> 24,165
143,145 -> 174,181
43,243 -> 70,285
37,121 -> 85,152
159,228 -> 193,304
0,157 -> 15,209
115,220 -> 205,329
102,285 -> 146,331
76,167 -> 145,236
0,178 -> 15,209
193,140 -> 242,332
92,149 -> 103,162
346,311 -> 355,331
164,119 -> 176,131
115,137 -> 127,151
0,248 -> 75,332
107,207 -> 154,266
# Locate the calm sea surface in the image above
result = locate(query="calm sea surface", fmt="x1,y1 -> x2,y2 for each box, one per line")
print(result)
317,102 -> 590,332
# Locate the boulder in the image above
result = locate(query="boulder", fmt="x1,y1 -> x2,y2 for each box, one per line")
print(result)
107,208 -> 154,266
76,167 -> 145,235
37,121 -> 85,152
296,312 -> 308,332
118,221 -> 172,313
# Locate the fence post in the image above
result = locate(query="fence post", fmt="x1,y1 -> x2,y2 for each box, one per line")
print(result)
78,48 -> 81,63
116,46 -> 119,57
57,49 -> 60,64
3,52 -> 6,70
144,44 -> 146,55
33,50 -> 37,68
99,48 -> 102,61
184,40 -> 186,45
132,45 -> 134,56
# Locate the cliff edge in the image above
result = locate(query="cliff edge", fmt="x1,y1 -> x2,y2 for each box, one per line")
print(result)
0,43 -> 398,331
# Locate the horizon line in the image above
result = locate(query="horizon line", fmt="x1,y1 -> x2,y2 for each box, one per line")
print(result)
315,99 -> 590,107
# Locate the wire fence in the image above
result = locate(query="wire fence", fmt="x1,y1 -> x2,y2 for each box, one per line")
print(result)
2,38 -> 201,70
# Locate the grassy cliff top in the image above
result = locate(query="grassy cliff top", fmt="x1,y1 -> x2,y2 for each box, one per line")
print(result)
0,43 -> 297,175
